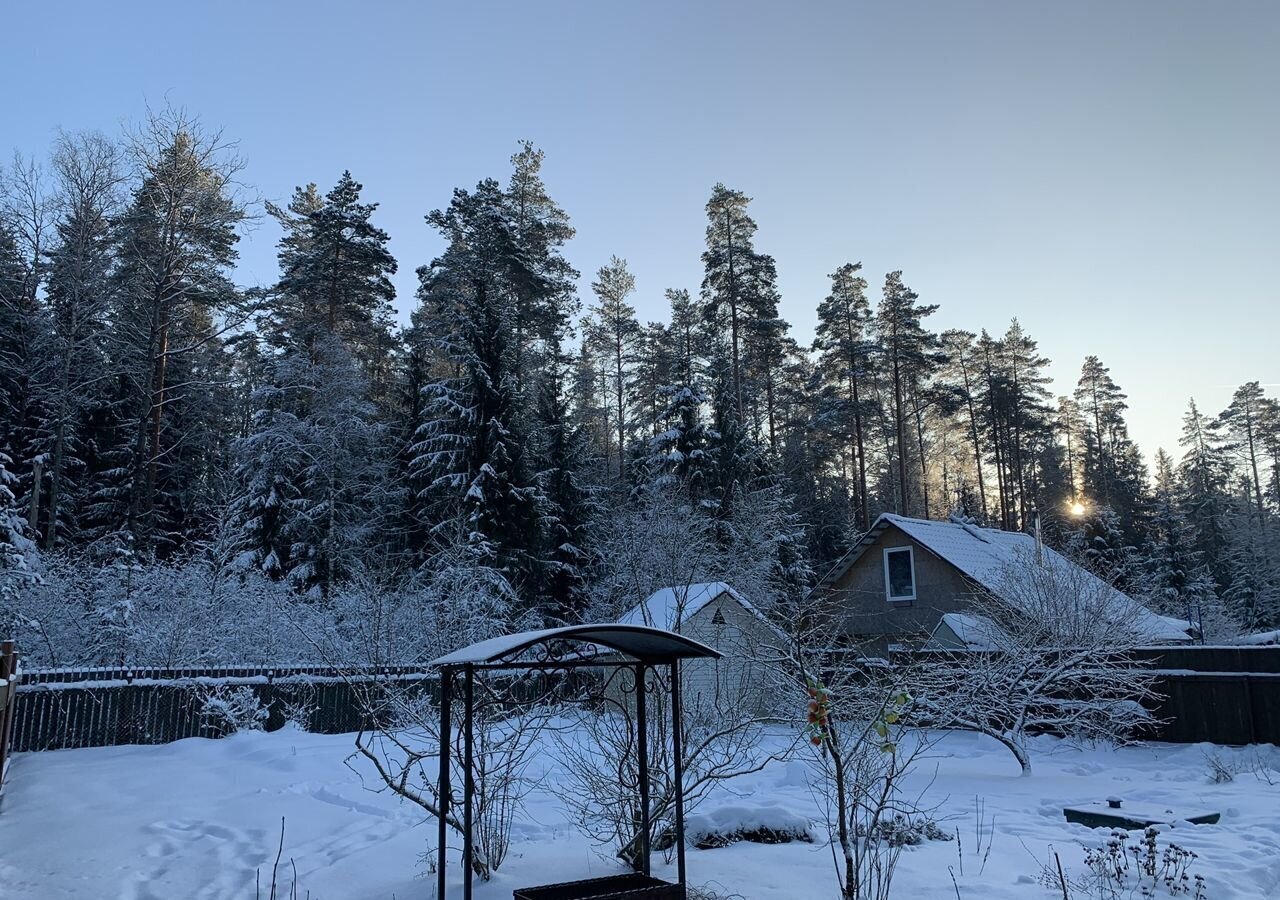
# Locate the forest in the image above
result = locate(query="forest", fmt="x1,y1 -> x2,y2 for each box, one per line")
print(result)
0,108 -> 1277,667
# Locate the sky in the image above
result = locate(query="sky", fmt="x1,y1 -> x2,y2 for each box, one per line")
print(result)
3,0 -> 1277,460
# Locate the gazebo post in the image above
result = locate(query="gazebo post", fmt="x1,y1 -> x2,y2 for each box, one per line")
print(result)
670,658 -> 687,892
437,668 -> 452,900
634,663 -> 651,877
463,663 -> 475,900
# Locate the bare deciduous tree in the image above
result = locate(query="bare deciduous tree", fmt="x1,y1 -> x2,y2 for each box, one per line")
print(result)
911,549 -> 1163,774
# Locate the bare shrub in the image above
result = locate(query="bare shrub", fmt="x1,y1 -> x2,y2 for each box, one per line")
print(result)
553,664 -> 782,870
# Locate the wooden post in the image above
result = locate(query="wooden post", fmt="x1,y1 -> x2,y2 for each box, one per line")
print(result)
0,641 -> 18,798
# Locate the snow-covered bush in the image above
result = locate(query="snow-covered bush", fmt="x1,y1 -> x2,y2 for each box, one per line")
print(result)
199,685 -> 269,735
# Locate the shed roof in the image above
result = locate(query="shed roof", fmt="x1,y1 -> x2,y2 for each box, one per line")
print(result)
431,623 -> 722,667
619,582 -> 749,630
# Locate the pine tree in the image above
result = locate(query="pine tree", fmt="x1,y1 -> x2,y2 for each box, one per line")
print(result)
1141,450 -> 1227,639
873,271 -> 940,516
701,184 -> 776,420
505,142 -> 578,400
0,448 -> 39,629
813,263 -> 876,529
530,343 -> 596,620
0,220 -> 56,538
584,256 -> 642,480
1219,382 -> 1271,526
1073,356 -> 1147,537
107,111 -> 247,555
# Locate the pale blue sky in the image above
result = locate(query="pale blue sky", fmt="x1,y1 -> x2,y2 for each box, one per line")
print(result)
4,1 -> 1277,459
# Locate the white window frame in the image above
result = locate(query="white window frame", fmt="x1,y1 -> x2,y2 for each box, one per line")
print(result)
882,546 -> 917,602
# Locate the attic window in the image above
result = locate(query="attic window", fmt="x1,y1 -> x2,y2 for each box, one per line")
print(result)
710,608 -> 727,626
883,547 -> 916,602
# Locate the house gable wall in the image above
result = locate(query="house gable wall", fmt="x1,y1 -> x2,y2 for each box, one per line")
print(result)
822,524 -> 979,654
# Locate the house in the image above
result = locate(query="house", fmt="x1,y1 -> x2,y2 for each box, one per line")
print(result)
616,582 -> 783,716
813,514 -> 1193,656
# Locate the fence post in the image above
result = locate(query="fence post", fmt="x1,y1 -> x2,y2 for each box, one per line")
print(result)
1,640 -> 19,798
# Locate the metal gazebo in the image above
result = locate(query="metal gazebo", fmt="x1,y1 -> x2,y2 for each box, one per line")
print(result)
430,624 -> 722,900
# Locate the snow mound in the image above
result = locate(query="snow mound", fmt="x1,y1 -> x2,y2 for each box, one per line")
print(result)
681,803 -> 813,849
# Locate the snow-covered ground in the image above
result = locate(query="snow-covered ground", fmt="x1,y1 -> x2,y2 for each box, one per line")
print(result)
1,728 -> 1278,900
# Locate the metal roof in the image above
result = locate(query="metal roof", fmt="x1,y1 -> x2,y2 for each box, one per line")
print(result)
431,623 -> 723,667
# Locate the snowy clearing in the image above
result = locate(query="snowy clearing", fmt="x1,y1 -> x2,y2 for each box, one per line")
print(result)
1,728 -> 1278,900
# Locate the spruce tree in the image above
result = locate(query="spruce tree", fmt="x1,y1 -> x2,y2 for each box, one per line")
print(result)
531,343 -> 596,620
40,132 -> 123,549
410,180 -> 543,593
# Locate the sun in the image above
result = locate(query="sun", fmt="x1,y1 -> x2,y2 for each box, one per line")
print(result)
1069,501 -> 1087,517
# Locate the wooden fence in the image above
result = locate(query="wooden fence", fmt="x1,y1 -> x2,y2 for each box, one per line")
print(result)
9,665 -> 440,753
0,641 -> 18,797
891,645 -> 1280,745
7,646 -> 1280,754
1138,645 -> 1280,745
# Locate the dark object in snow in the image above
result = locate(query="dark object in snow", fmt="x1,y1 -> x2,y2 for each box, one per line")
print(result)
654,822 -> 813,851
1064,800 -> 1220,830
512,872 -> 682,899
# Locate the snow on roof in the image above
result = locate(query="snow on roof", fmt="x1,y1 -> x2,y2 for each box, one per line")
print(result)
929,612 -> 1009,650
618,582 -> 753,631
431,624 -> 721,666
829,514 -> 1190,644
1234,629 -> 1280,646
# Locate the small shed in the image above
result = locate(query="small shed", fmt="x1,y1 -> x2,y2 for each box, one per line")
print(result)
618,583 -> 783,716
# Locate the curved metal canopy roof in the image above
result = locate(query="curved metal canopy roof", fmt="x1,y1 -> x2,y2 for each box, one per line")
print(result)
431,623 -> 722,668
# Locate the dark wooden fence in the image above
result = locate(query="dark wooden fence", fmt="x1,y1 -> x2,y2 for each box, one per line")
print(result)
889,645 -> 1280,745
10,665 -> 440,753
1137,646 -> 1280,745
9,646 -> 1280,754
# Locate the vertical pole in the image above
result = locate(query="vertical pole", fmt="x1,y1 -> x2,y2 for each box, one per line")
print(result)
463,664 -> 475,900
671,659 -> 686,891
635,664 -> 651,876
27,459 -> 42,531
437,669 -> 452,900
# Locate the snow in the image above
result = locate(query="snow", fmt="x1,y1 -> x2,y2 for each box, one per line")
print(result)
1235,629 -> 1280,646
3,727 -> 1279,899
930,611 -> 1008,650
617,582 -> 758,631
430,624 -> 719,665
879,514 -> 1192,643
683,803 -> 813,844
